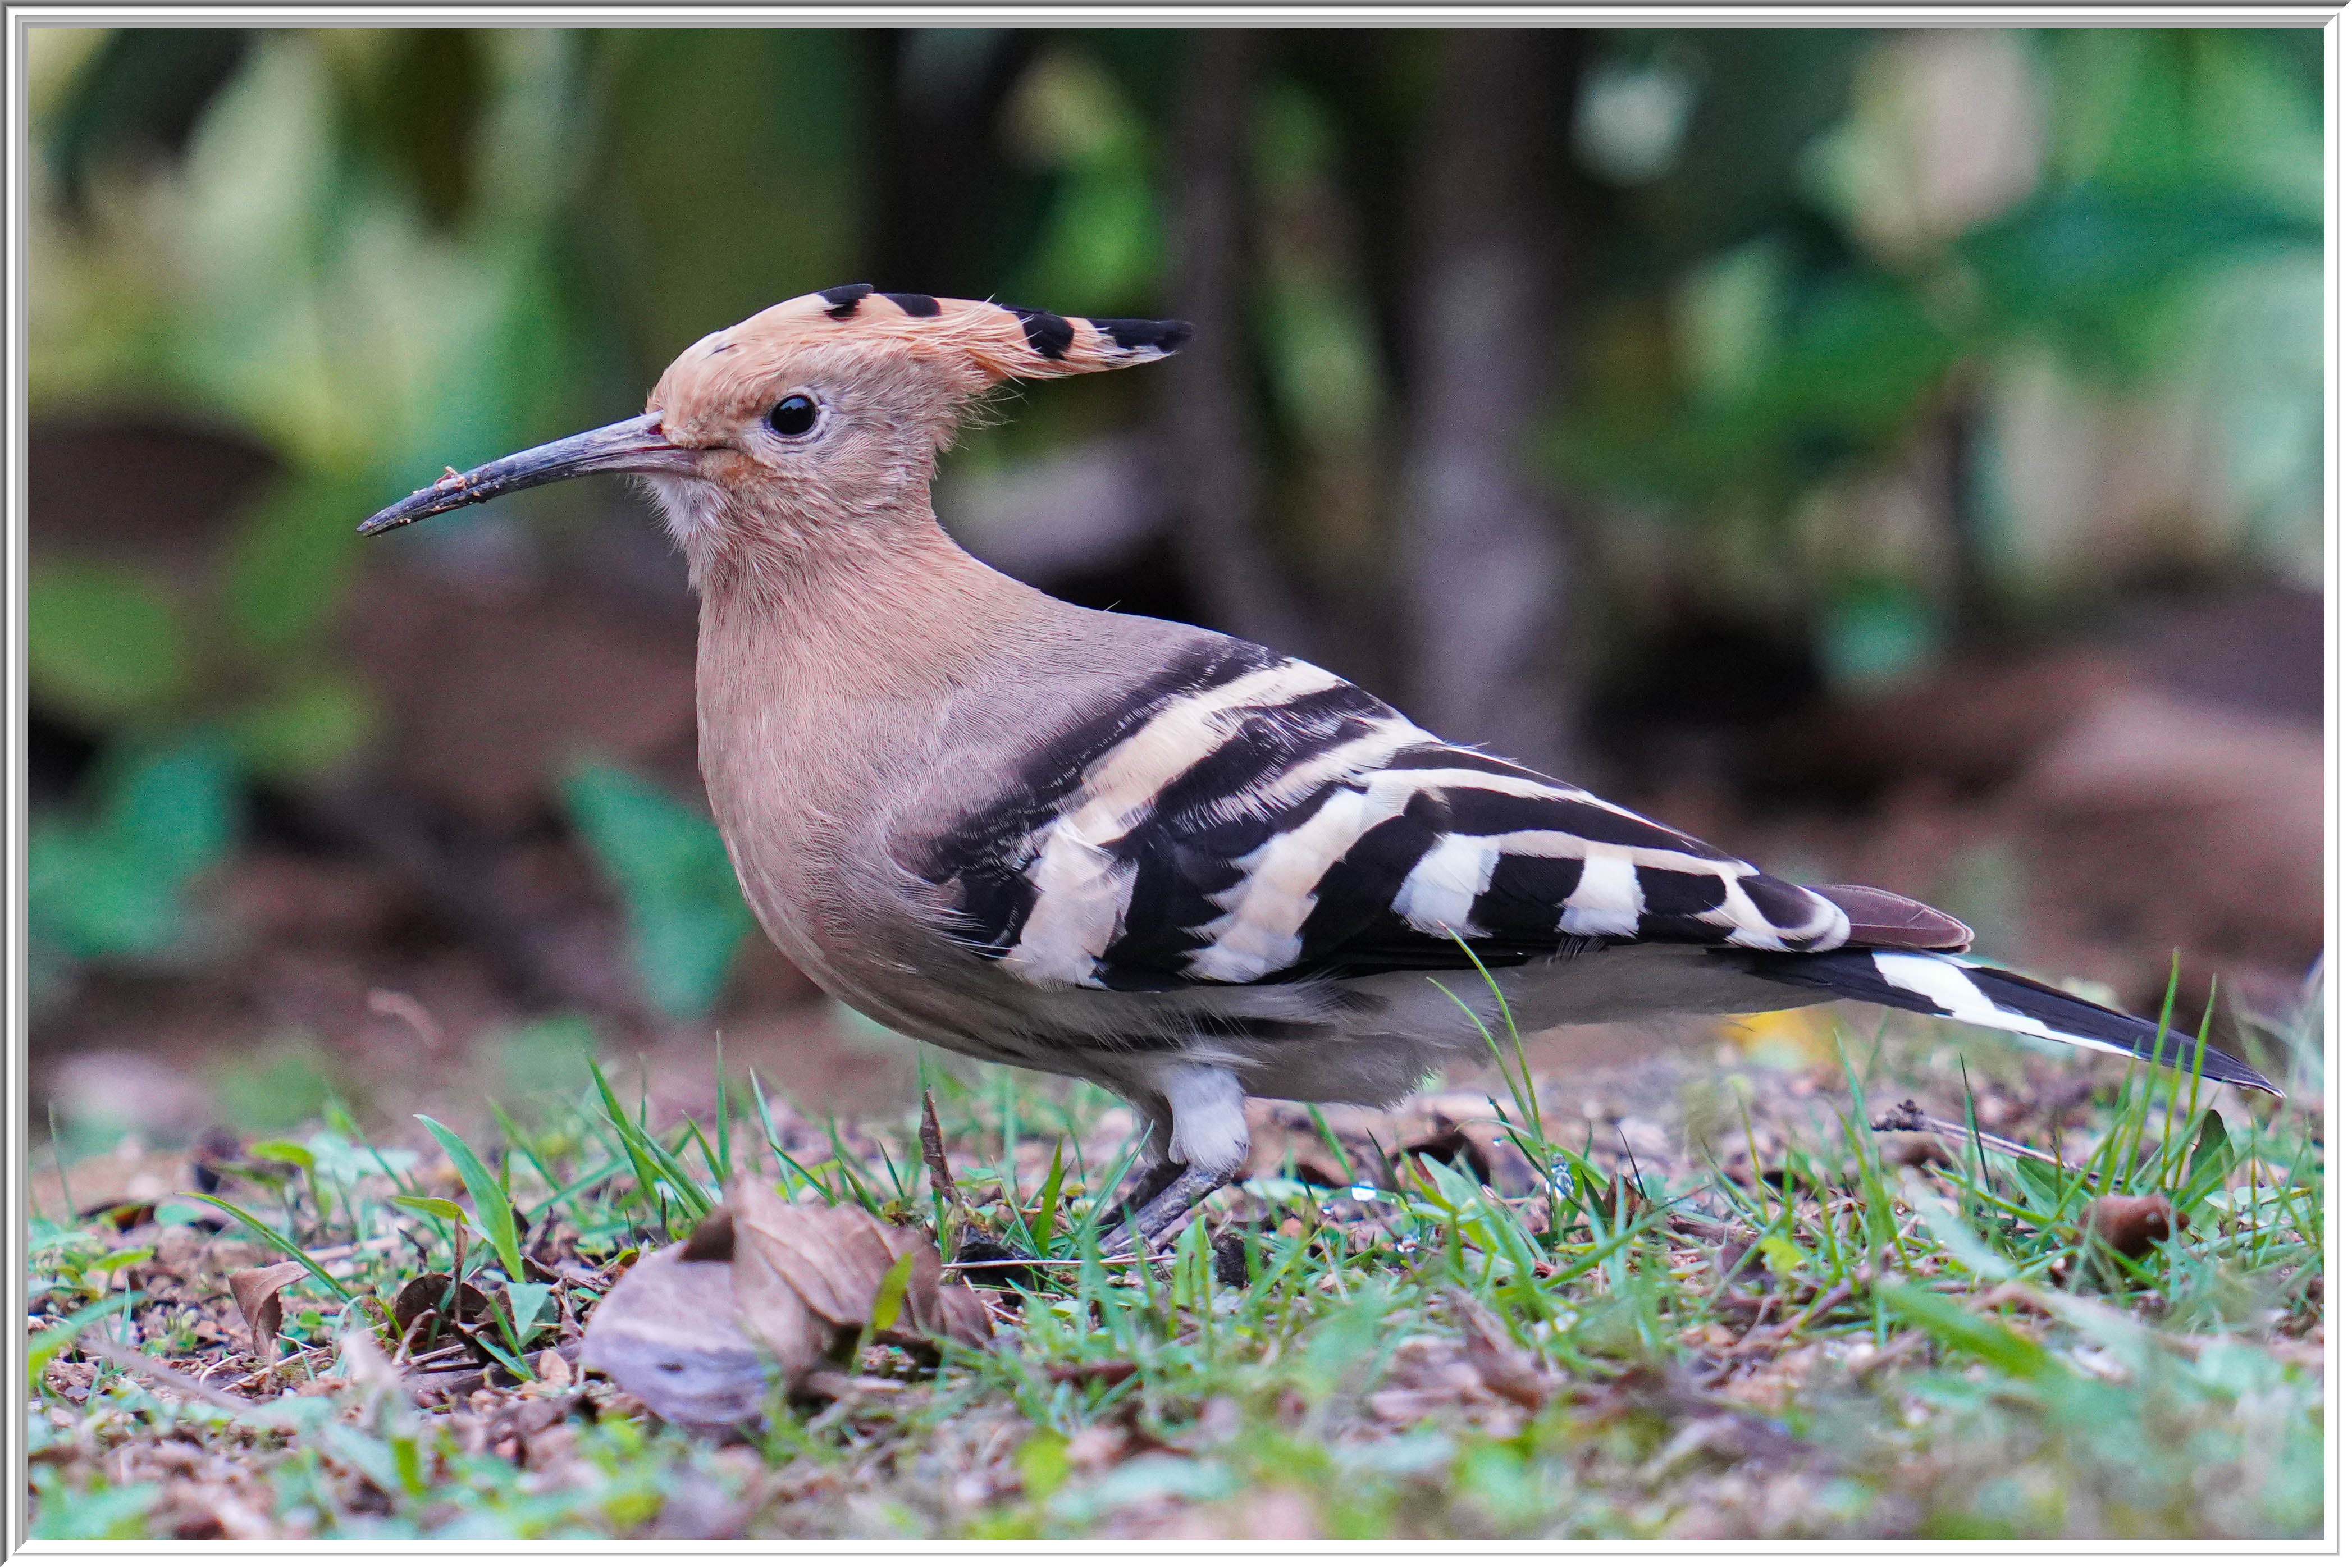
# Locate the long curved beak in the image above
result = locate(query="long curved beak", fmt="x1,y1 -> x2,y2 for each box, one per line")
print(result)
357,412 -> 702,537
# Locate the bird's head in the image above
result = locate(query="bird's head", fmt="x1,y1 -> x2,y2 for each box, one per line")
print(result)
357,284 -> 1188,582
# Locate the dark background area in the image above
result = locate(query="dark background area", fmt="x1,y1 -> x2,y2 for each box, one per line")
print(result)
26,26 -> 2324,1147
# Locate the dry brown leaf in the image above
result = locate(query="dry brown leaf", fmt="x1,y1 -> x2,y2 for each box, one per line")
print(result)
227,1261 -> 312,1356
577,1242 -> 769,1428
729,1177 -> 993,1353
732,1182 -> 901,1328
580,1186 -> 995,1423
390,1273 -> 492,1357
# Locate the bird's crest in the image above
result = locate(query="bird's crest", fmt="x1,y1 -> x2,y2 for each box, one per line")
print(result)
671,283 -> 1188,384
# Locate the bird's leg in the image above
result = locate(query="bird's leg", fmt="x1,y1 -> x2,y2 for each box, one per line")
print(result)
1093,1104 -> 1181,1237
1094,1156 -> 1186,1238
1095,1059 -> 1249,1255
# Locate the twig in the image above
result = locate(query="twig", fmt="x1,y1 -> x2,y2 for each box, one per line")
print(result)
1664,1212 -> 1751,1245
1846,1328 -> 1928,1377
919,1091 -> 966,1217
938,1252 -> 1168,1272
1871,1100 -> 2059,1167
225,1346 -> 323,1393
1734,1280 -> 1856,1352
78,1334 -> 258,1415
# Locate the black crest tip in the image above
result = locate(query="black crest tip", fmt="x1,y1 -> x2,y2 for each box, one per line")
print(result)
1086,317 -> 1193,356
819,282 -> 875,319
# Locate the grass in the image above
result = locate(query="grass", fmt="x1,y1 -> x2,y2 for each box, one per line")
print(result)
24,985 -> 2325,1540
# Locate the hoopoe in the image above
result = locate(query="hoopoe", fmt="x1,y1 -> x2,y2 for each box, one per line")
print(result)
361,284 -> 2275,1245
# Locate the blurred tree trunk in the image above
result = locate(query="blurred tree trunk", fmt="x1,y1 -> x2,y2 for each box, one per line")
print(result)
1397,31 -> 1591,778
1156,30 -> 1308,652
867,30 -> 1042,297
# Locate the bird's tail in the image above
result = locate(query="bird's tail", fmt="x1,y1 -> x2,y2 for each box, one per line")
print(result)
1737,948 -> 2278,1095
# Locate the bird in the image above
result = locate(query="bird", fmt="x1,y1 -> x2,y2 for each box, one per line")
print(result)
359,282 -> 2277,1246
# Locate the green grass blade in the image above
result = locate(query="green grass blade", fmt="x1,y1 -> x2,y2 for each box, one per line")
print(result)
1304,1105 -> 1357,1187
713,1035 -> 733,1183
588,1059 -> 671,1215
29,1291 -> 146,1390
175,1194 -> 355,1303
585,1059 -> 713,1224
687,1118 -> 728,1194
487,1100 -> 560,1199
1029,1141 -> 1067,1256
747,1066 -> 792,1187
417,1116 -> 528,1284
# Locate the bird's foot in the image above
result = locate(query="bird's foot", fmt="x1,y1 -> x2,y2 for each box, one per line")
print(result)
1091,1156 -> 1186,1238
1099,1162 -> 1239,1255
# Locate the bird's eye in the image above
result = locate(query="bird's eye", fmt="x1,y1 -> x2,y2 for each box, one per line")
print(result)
767,394 -> 819,438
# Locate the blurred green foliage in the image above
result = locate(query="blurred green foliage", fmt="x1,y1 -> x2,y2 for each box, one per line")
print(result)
29,734 -> 238,963
1560,35 -> 2318,543
560,763 -> 756,1021
1546,29 -> 2320,691
26,26 -> 2320,1013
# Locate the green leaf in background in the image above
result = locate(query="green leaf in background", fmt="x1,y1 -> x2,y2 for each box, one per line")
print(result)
26,561 -> 188,725
1029,1141 -> 1067,1256
227,670 -> 375,781
206,1046 -> 336,1135
561,762 -> 754,1020
1902,1181 -> 2018,1283
99,733 -> 239,880
866,1252 -> 916,1340
1962,185 -> 2320,377
247,1139 -> 315,1175
1817,577 -> 1940,692
28,734 -> 240,961
2011,1151 -> 2067,1214
501,1281 -> 554,1350
601,30 -> 862,366
2177,1108 -> 2238,1208
414,1115 -> 527,1285
219,470 -> 377,653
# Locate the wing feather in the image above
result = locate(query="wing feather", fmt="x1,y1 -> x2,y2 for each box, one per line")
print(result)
924,644 -> 1882,990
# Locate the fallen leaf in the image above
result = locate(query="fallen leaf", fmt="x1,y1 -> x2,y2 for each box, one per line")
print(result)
2088,1193 -> 2182,1258
729,1177 -> 993,1354
579,1185 -> 997,1422
390,1273 -> 492,1354
227,1261 -> 311,1356
731,1183 -> 901,1327
577,1242 -> 771,1429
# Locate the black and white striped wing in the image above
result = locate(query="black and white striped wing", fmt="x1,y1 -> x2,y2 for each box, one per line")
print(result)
923,646 -> 1853,993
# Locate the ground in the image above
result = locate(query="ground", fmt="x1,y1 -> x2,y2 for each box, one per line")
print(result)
25,985 -> 2324,1540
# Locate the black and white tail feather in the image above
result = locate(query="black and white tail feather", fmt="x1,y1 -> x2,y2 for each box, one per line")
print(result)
913,636 -> 2273,1241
